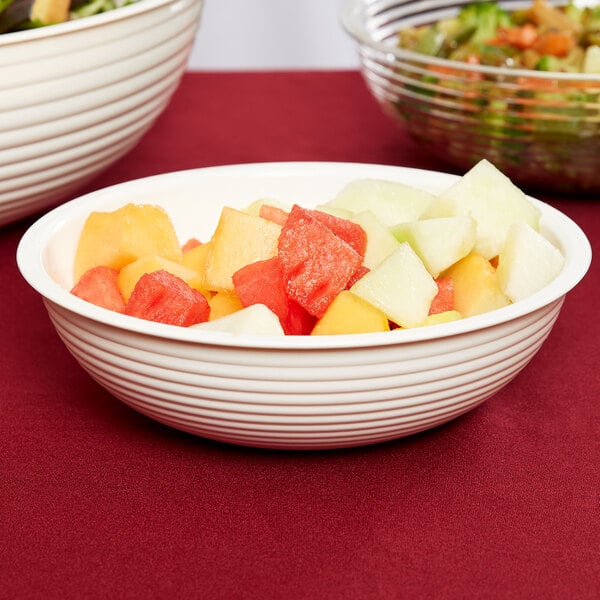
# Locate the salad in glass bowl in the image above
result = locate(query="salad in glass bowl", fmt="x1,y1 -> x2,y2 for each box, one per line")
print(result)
341,0 -> 600,194
397,0 -> 600,73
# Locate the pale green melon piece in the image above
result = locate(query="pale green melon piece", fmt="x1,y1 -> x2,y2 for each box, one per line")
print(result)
349,210 -> 400,269
350,242 -> 437,328
192,304 -> 284,335
390,216 -> 476,278
423,159 -> 541,259
325,178 -> 437,226
497,222 -> 565,302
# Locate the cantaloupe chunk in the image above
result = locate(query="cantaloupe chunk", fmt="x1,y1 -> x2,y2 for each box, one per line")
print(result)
442,253 -> 510,317
311,290 -> 390,335
205,207 -> 282,292
74,203 -> 182,283
419,310 -> 462,327
117,254 -> 203,302
208,291 -> 244,321
181,242 -> 213,295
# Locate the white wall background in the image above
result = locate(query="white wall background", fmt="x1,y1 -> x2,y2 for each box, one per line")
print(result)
188,0 -> 360,70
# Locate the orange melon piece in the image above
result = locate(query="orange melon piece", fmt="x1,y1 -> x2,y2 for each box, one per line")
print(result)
74,203 -> 182,283
205,207 -> 282,292
208,291 -> 244,321
311,290 -> 390,335
181,241 -> 212,295
442,253 -> 510,317
117,254 -> 204,303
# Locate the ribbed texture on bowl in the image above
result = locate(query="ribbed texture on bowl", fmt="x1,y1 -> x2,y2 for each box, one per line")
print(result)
45,298 -> 562,449
341,0 -> 600,194
0,0 -> 203,226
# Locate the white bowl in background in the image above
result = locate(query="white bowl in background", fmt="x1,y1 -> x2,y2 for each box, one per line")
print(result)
0,0 -> 204,226
17,162 -> 592,450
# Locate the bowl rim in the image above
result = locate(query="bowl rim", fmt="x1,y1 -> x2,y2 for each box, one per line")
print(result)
16,161 -> 592,350
340,0 -> 600,83
0,0 -> 195,46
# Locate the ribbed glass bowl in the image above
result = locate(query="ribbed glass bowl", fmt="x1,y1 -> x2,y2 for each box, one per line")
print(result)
16,162 -> 592,450
341,0 -> 600,195
0,0 -> 204,227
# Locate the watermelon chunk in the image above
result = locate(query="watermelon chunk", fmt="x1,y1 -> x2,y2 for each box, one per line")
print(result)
124,269 -> 210,326
346,264 -> 370,289
278,205 -> 363,318
232,256 -> 315,335
310,209 -> 367,258
71,266 -> 126,313
429,277 -> 455,315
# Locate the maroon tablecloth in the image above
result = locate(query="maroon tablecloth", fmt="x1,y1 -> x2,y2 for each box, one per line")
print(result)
2,71 -> 598,599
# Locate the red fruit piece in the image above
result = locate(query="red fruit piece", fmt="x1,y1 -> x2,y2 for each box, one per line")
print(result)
182,238 -> 202,253
346,264 -> 370,289
232,256 -> 315,335
125,269 -> 210,326
259,204 -> 289,226
71,265 -> 126,313
278,204 -> 363,318
429,277 -> 454,315
284,300 -> 317,336
310,209 -> 367,258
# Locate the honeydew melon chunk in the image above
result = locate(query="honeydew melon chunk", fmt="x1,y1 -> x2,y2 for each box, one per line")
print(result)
191,304 -> 284,335
350,242 -> 438,328
423,159 -> 541,259
497,222 -> 565,302
244,198 -> 291,216
314,205 -> 354,220
324,178 -> 437,226
348,210 -> 401,269
390,216 -> 476,278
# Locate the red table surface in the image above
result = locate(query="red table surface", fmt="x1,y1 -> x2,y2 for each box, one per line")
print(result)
2,71 -> 599,600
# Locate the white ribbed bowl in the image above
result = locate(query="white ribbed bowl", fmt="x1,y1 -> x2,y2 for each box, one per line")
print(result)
0,0 -> 204,226
17,162 -> 592,450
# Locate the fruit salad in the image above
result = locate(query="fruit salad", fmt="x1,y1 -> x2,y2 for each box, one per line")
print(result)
70,159 -> 565,336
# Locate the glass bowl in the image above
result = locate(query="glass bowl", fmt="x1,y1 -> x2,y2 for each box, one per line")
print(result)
341,0 -> 600,195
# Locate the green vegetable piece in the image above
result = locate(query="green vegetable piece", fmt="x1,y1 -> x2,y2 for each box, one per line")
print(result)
415,27 -> 447,56
536,55 -> 558,71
